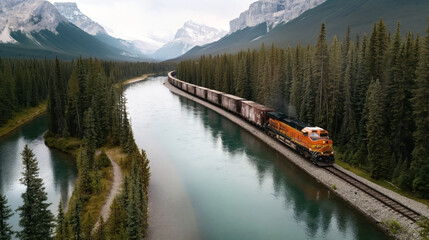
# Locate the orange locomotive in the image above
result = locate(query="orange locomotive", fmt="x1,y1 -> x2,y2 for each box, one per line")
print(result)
265,112 -> 334,166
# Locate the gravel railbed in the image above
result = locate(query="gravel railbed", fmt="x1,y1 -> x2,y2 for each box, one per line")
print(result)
164,79 -> 429,239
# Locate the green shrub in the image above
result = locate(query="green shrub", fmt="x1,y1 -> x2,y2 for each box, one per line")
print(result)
384,219 -> 404,235
96,150 -> 112,169
418,217 -> 429,240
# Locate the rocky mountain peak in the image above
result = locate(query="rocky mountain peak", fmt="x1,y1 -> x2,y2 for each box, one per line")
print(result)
54,2 -> 107,35
0,0 -> 65,43
229,0 -> 326,33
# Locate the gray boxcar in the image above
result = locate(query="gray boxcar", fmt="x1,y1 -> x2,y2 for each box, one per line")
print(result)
221,94 -> 244,114
207,89 -> 223,105
181,81 -> 187,91
241,101 -> 273,127
196,86 -> 208,99
187,84 -> 196,95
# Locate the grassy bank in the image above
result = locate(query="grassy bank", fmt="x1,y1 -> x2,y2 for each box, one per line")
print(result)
0,102 -> 47,138
44,135 -> 114,232
335,159 -> 429,207
122,73 -> 154,85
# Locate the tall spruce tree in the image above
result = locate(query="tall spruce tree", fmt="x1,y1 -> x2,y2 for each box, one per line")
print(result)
365,81 -> 391,180
410,19 -> 429,198
55,202 -> 66,240
17,145 -> 54,240
0,194 -> 14,240
314,22 -> 330,127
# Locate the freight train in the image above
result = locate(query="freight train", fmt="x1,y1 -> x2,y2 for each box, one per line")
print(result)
168,71 -> 335,166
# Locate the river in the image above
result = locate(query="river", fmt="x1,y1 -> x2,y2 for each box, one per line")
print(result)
125,77 -> 389,240
0,115 -> 78,237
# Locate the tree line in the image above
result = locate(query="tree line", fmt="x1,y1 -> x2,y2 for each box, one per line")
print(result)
0,57 -> 165,239
177,19 -> 429,198
48,58 -> 151,240
0,57 -> 174,126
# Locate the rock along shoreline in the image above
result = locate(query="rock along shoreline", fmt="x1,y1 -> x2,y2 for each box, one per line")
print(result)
164,77 -> 429,240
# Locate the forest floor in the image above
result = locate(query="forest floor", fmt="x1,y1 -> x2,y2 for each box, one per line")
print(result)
0,102 -> 47,138
93,148 -> 124,231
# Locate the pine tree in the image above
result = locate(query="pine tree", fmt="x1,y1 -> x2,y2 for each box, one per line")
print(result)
0,194 -> 14,240
365,81 -> 391,180
70,196 -> 82,240
314,22 -> 330,127
95,216 -> 105,240
78,150 -> 92,196
55,202 -> 66,240
83,108 -> 97,168
17,145 -> 55,240
82,212 -> 93,240
410,19 -> 429,198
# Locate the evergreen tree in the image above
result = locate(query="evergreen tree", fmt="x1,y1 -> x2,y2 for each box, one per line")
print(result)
83,108 -> 97,168
70,196 -> 82,240
55,202 -> 66,240
314,22 -> 330,127
365,81 -> 391,180
410,19 -> 429,198
0,194 -> 14,240
95,216 -> 105,240
17,145 -> 54,240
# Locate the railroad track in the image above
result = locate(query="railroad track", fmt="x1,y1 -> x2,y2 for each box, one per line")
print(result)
325,166 -> 421,222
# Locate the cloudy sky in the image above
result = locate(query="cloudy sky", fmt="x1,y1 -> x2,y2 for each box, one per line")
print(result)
49,0 -> 255,45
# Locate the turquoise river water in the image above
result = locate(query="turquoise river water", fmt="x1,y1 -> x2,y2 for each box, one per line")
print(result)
125,77 -> 389,240
0,115 -> 77,238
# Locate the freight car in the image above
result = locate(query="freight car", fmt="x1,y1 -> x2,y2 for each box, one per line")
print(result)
167,71 -> 334,166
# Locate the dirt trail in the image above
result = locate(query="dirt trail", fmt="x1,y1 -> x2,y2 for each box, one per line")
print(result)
93,151 -> 123,231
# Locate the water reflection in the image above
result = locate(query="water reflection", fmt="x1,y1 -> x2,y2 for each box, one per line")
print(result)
0,115 -> 78,235
126,77 -> 388,240
174,87 -> 387,240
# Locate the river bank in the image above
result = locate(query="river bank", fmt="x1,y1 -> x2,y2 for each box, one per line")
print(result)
0,102 -> 47,139
164,78 -> 429,240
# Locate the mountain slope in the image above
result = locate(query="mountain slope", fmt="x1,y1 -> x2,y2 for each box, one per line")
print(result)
0,0 -> 145,61
179,0 -> 429,60
230,0 -> 326,33
54,2 -> 153,60
152,21 -> 227,60
54,2 -> 106,35
260,0 -> 429,47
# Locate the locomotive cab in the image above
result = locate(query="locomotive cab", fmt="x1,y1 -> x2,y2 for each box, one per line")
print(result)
302,127 -> 334,165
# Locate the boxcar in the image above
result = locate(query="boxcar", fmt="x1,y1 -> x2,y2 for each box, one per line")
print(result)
181,81 -> 188,91
196,86 -> 208,99
222,94 -> 244,114
187,84 -> 196,95
241,101 -> 273,127
207,89 -> 223,106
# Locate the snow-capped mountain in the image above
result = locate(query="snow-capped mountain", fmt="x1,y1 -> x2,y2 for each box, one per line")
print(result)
152,21 -> 227,60
229,0 -> 326,33
0,0 -> 65,43
0,0 -> 149,60
54,2 -> 106,35
53,2 -> 153,59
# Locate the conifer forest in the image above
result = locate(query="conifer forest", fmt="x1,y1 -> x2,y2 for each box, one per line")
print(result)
0,58 -> 173,239
177,19 -> 429,198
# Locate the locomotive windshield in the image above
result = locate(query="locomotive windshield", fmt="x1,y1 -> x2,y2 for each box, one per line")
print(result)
309,131 -> 329,140
309,132 -> 319,138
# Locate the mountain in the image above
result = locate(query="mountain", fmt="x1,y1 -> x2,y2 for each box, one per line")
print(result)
54,2 -> 106,35
179,0 -> 429,60
0,0 -> 146,60
152,21 -> 227,60
54,2 -> 153,60
229,0 -> 326,33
